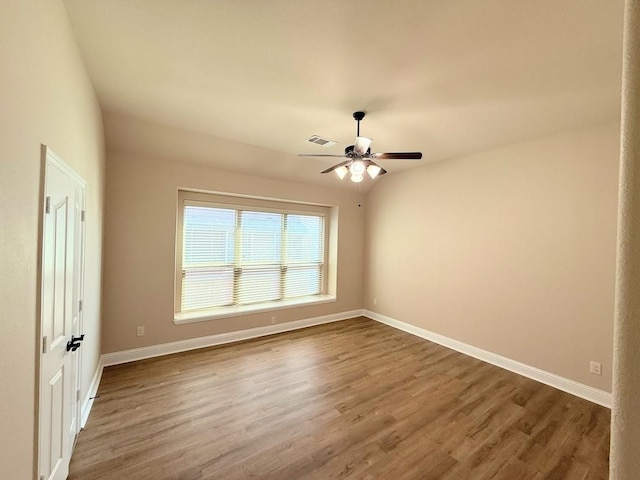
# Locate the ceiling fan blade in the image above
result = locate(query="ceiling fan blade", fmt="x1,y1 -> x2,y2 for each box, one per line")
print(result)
298,154 -> 348,158
371,152 -> 422,160
321,160 -> 351,174
353,136 -> 372,155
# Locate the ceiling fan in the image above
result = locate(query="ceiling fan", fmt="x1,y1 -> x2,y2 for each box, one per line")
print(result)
298,111 -> 422,183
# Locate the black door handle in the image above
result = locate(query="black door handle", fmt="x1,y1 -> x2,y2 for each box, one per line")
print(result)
66,334 -> 85,352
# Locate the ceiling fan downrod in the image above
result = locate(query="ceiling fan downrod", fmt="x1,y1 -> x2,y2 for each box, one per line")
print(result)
353,111 -> 365,137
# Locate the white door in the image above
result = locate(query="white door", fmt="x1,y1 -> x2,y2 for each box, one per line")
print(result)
39,147 -> 86,480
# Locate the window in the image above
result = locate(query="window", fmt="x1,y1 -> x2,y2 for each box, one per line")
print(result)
175,190 -> 333,323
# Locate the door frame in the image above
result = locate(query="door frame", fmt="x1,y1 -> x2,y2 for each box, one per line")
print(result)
36,145 -> 87,479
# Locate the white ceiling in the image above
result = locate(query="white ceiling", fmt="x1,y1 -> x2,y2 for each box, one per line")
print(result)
63,0 -> 625,189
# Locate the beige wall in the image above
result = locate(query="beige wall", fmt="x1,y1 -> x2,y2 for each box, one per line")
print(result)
0,1 -> 104,478
364,122 -> 619,391
102,151 -> 364,353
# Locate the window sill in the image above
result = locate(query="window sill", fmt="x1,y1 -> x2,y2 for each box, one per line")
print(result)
174,295 -> 336,325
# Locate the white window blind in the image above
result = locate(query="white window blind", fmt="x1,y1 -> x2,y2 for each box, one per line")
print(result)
179,201 -> 325,313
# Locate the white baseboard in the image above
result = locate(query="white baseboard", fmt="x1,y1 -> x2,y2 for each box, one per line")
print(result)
80,359 -> 103,429
364,310 -> 612,408
101,309 -> 363,367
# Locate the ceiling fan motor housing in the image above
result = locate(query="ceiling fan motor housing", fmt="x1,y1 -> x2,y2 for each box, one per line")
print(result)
344,145 -> 371,156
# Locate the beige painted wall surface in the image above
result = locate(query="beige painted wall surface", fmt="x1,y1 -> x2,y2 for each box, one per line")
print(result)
364,122 -> 619,392
0,1 -> 104,478
102,151 -> 364,353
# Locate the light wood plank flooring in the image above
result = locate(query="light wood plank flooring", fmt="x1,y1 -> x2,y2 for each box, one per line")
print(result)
69,317 -> 610,479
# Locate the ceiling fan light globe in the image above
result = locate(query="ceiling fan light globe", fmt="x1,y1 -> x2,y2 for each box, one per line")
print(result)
367,165 -> 382,179
335,166 -> 348,180
350,160 -> 366,176
351,174 -> 364,183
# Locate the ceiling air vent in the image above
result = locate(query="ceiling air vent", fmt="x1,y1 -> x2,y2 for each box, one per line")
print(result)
306,135 -> 336,148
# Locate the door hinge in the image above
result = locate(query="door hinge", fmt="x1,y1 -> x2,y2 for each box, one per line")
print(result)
79,299 -> 83,312
45,197 -> 51,214
42,336 -> 47,354
81,210 -> 86,222
77,389 -> 81,403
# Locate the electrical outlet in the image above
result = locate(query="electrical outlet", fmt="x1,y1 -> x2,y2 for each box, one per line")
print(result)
589,361 -> 602,375
136,326 -> 145,337
373,297 -> 377,306
271,316 -> 276,325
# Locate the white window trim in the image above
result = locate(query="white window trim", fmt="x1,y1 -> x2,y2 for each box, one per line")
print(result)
175,190 -> 335,324
174,294 -> 336,324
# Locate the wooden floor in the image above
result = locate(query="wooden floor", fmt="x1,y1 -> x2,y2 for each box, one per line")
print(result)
69,318 -> 610,480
